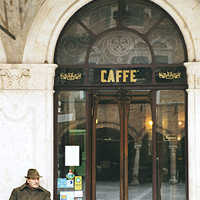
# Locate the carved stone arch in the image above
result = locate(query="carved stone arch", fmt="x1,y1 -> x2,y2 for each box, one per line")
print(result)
23,0 -> 196,64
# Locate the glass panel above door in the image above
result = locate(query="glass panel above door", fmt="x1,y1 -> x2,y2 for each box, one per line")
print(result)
88,30 -> 152,64
148,18 -> 186,64
74,0 -> 118,35
54,0 -> 187,66
54,21 -> 93,65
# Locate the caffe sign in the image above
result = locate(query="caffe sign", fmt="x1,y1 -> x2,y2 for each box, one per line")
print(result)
94,67 -> 152,84
100,69 -> 138,83
54,66 -> 186,88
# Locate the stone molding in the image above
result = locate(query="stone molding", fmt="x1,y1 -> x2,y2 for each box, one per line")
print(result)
0,64 -> 57,90
184,62 -> 200,89
0,68 -> 30,90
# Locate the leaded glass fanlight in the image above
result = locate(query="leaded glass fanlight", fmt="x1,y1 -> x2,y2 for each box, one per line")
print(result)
54,0 -> 187,65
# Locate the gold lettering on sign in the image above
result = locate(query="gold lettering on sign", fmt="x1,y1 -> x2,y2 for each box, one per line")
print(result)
116,70 -> 122,82
60,72 -> 82,81
108,70 -> 115,82
101,69 -> 138,83
101,70 -> 107,83
123,70 -> 129,82
159,72 -> 181,80
130,70 -> 137,82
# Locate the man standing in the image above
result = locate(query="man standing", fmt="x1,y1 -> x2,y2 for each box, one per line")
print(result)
9,169 -> 51,200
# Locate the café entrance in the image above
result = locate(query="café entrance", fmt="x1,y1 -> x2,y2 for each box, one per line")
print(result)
55,89 -> 187,200
92,90 -> 153,200
53,1 -> 188,199
91,89 -> 186,200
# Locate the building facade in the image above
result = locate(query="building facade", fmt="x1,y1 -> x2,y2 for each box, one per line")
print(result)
0,0 -> 200,200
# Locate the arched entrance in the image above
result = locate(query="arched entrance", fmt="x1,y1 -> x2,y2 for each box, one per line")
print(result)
54,0 -> 188,200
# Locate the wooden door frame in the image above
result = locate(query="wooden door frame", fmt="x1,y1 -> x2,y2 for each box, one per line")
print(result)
90,92 -> 135,200
118,97 -> 130,200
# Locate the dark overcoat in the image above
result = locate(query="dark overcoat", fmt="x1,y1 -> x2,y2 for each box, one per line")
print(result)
9,183 -> 51,200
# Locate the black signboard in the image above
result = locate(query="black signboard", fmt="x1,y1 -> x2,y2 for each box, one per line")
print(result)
155,66 -> 186,83
55,68 -> 85,86
54,66 -> 187,88
89,67 -> 152,84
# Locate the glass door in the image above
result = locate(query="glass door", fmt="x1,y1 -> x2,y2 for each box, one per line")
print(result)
91,90 -> 153,200
90,90 -> 187,200
93,94 -> 121,200
54,89 -> 187,200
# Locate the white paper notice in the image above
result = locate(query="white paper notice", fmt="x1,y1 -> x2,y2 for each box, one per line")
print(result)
65,146 -> 80,166
74,191 -> 83,197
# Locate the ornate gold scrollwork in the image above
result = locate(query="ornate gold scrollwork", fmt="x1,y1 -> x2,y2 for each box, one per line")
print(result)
158,72 -> 181,80
60,72 -> 82,81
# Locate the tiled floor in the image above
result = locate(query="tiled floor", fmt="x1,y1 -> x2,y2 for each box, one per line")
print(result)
96,181 -> 186,200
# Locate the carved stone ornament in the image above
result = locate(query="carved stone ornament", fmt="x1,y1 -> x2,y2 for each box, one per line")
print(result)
0,68 -> 30,89
184,62 -> 200,89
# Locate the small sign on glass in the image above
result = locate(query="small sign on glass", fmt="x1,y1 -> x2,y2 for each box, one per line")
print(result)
65,146 -> 80,166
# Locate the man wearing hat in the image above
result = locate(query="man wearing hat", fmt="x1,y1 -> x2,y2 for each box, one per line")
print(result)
9,169 -> 51,200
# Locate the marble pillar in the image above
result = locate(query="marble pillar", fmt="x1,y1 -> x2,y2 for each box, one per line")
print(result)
0,64 -> 57,200
185,62 -> 200,200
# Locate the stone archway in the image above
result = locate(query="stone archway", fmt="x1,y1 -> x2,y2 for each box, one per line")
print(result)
22,1 -> 200,199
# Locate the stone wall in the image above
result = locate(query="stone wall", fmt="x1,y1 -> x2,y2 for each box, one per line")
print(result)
0,64 -> 57,199
0,0 -> 45,63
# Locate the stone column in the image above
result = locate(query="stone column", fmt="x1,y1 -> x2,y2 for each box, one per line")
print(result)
185,62 -> 200,200
0,64 -> 57,200
131,144 -> 142,185
169,143 -> 178,184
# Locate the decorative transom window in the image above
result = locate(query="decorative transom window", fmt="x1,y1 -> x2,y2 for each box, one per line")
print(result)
54,0 -> 187,66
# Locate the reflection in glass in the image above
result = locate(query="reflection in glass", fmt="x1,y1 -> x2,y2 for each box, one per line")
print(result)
55,21 -> 92,65
128,102 -> 152,200
75,0 -> 118,35
156,90 -> 186,200
121,0 -> 164,34
148,18 -> 185,64
96,99 -> 120,200
54,0 -> 186,65
56,91 -> 86,200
